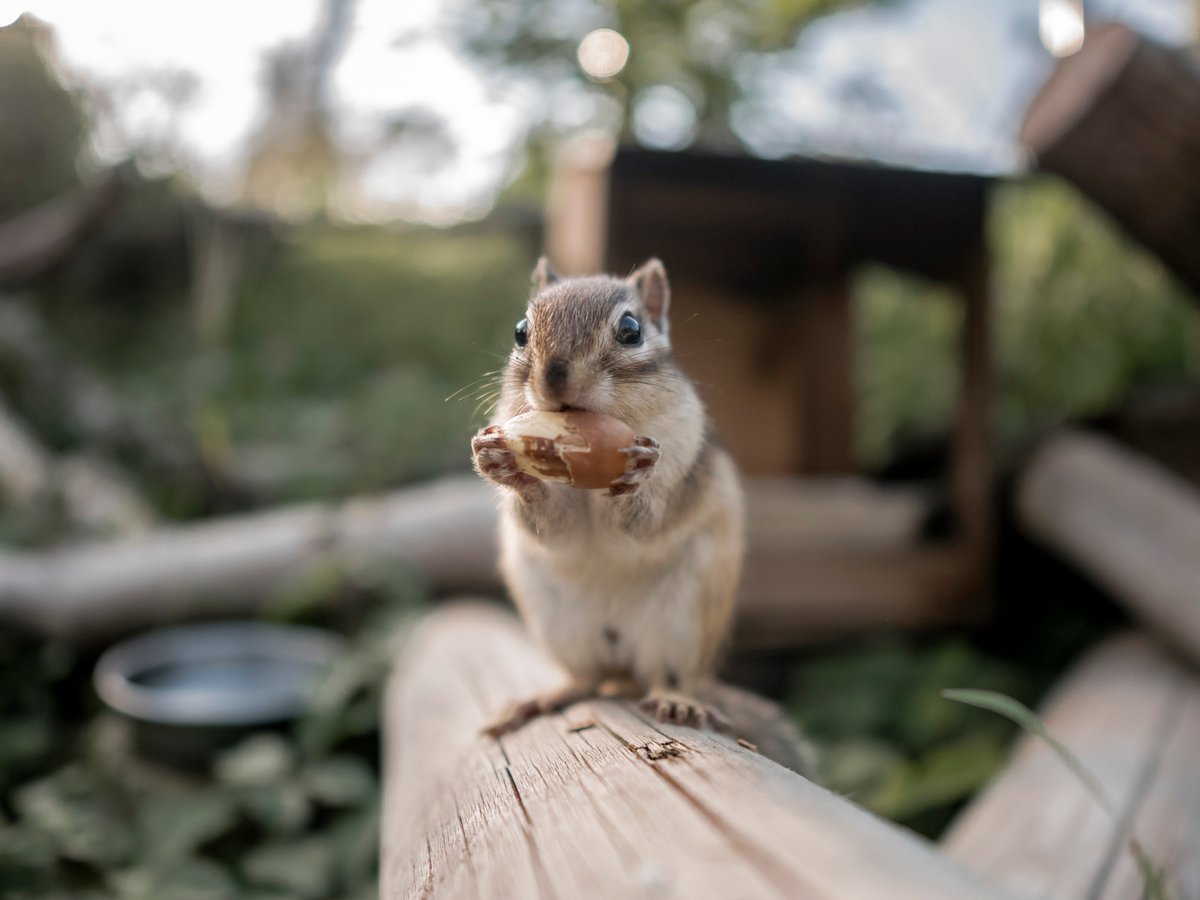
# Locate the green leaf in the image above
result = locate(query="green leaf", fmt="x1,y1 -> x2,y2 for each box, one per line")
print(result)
302,755 -> 376,808
137,789 -> 239,862
239,784 -> 312,835
940,689 -> 1115,816
869,735 -> 1009,821
13,765 -> 134,865
242,836 -> 335,898
109,857 -> 238,900
214,734 -> 294,787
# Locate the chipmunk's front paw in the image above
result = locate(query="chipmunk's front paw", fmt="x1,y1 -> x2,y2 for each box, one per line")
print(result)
472,426 -> 539,491
640,689 -> 731,733
607,436 -> 659,497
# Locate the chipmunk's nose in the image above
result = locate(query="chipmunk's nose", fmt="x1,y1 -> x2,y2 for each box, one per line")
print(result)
542,357 -> 570,399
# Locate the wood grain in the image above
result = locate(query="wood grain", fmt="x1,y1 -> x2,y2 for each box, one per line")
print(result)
943,632 -> 1200,899
382,602 -> 1015,900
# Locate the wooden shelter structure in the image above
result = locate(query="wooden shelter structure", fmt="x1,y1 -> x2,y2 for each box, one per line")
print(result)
548,142 -> 995,645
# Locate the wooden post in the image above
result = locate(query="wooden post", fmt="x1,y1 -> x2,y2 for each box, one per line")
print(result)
950,248 -> 994,600
943,632 -> 1200,899
796,276 -> 856,474
1018,430 -> 1200,665
381,602 -> 1014,900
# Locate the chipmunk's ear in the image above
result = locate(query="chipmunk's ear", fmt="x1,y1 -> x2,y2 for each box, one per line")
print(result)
532,256 -> 560,293
627,258 -> 670,329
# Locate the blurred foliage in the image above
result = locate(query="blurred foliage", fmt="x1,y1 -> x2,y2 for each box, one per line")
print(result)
788,635 -> 1034,836
41,224 -> 535,505
0,563 -> 423,900
453,0 -> 866,148
0,17 -> 88,216
857,176 -> 1200,467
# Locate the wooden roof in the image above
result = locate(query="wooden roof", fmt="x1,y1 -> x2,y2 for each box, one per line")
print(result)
605,148 -> 991,299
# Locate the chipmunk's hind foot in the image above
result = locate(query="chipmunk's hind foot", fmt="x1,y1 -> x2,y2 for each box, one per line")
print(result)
481,681 -> 596,738
639,689 -> 732,733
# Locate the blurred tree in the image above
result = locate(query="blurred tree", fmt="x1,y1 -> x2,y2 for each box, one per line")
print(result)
242,0 -> 353,220
452,0 -> 869,151
0,15 -> 88,217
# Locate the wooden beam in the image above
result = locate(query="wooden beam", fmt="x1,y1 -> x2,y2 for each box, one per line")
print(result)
943,632 -> 1200,899
381,602 -> 1015,900
1018,430 -> 1200,665
737,545 -> 977,647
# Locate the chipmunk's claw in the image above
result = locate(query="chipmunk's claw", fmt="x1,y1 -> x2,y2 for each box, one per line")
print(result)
472,426 -> 539,490
607,436 -> 659,496
481,682 -> 596,737
639,689 -> 732,733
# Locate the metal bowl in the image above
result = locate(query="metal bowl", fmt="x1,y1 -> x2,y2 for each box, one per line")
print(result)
94,620 -> 344,767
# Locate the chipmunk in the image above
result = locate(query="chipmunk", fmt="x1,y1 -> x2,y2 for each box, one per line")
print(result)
472,257 -> 745,736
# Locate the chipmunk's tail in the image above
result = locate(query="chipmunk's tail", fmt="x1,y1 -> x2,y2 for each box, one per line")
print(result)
705,681 -> 818,778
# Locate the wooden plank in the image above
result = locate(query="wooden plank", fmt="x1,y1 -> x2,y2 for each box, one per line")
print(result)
1018,430 -> 1200,665
737,544 -> 978,647
661,280 -> 809,476
943,632 -> 1200,899
382,601 -> 1018,900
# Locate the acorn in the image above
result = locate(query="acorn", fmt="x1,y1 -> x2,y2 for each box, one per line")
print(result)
497,410 -> 636,489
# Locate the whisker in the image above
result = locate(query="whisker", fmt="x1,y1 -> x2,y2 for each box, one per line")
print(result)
445,369 -> 504,403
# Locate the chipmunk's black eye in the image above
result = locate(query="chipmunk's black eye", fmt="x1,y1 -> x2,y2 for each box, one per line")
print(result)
514,318 -> 528,347
616,313 -> 642,346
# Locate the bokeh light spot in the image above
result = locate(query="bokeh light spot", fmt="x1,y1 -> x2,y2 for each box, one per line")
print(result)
633,85 -> 698,151
577,28 -> 629,81
1039,0 -> 1085,58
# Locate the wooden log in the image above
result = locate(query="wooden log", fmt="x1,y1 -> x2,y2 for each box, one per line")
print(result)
381,601 -> 1014,900
0,472 -> 967,645
1017,430 -> 1200,664
0,397 -> 155,537
942,632 -> 1200,899
0,167 -> 127,283
0,476 -> 498,641
1020,22 -> 1200,296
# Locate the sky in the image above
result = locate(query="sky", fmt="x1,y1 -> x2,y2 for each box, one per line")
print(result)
1,0 -> 1194,221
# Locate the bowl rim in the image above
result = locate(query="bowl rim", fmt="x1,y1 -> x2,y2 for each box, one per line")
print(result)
93,620 -> 345,727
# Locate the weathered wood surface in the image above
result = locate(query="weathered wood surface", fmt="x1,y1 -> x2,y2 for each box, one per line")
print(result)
381,602 -> 1016,900
943,632 -> 1200,899
1018,430 -> 1200,664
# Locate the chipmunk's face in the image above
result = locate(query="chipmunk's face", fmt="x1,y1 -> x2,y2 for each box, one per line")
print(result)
507,259 -> 674,419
